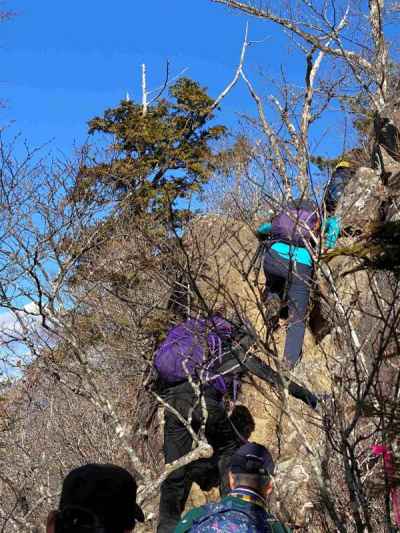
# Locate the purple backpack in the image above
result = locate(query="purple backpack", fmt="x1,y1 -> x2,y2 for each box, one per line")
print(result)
271,201 -> 320,247
154,316 -> 234,394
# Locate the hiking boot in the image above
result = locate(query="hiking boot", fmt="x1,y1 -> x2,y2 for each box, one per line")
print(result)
263,293 -> 281,321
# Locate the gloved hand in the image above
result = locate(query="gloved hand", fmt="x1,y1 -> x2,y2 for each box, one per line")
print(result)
256,231 -> 268,241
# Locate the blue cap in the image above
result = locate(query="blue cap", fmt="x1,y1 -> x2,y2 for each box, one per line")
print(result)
229,442 -> 275,477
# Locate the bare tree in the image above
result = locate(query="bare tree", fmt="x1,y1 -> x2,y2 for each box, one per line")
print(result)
2,2 -> 400,531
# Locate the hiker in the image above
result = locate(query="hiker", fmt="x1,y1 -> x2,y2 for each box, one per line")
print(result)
257,198 -> 340,369
325,161 -> 355,214
46,464 -> 144,533
155,314 -> 320,532
175,442 -> 291,532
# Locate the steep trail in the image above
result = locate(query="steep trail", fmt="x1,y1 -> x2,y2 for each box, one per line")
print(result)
180,150 -> 400,529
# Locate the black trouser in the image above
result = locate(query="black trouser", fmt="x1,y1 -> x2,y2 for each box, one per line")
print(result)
157,382 -> 239,533
263,248 -> 313,367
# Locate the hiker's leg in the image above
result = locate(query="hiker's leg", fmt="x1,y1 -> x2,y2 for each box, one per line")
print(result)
158,390 -> 195,533
284,262 -> 313,368
263,250 -> 287,323
263,250 -> 286,299
241,353 -> 318,408
202,389 -> 239,496
186,457 -> 220,491
287,379 -> 318,408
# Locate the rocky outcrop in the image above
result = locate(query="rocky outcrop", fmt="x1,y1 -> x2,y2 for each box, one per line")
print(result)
334,166 -> 384,231
178,217 -> 332,527
177,146 -> 400,529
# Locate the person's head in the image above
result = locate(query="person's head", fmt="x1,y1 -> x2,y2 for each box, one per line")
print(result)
46,464 -> 144,533
228,442 -> 275,499
229,405 -> 256,442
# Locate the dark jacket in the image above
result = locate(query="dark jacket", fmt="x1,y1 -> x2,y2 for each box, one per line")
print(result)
158,323 -> 318,410
175,494 -> 291,532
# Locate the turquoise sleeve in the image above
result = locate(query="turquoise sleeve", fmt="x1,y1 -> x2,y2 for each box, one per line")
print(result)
324,216 -> 341,249
257,222 -> 272,235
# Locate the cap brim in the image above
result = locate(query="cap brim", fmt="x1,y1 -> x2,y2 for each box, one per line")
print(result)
134,503 -> 145,523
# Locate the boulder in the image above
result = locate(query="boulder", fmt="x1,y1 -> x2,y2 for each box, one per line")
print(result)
334,166 -> 384,231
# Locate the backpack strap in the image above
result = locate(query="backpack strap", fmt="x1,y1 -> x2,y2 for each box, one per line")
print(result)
244,240 -> 267,283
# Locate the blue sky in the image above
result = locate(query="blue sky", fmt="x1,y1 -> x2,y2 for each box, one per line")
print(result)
3,2 -> 399,157
1,0 -> 320,152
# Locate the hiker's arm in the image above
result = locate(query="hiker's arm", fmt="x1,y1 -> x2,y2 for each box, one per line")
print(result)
323,216 -> 341,250
256,222 -> 272,240
240,354 -> 318,409
217,347 -> 318,409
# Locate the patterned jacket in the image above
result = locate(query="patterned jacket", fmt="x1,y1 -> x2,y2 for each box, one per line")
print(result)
175,494 -> 292,533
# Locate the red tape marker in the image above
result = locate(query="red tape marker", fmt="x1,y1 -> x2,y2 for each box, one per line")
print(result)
372,444 -> 400,526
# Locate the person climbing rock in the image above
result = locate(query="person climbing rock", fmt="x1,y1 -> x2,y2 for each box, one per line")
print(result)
175,442 -> 291,532
154,313 -> 320,532
257,198 -> 340,369
325,160 -> 356,215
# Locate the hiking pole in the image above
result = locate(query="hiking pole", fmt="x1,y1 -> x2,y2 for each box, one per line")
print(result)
244,241 -> 265,282
252,241 -> 265,286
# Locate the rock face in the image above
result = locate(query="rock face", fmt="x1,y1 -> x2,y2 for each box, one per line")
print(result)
374,106 -> 400,221
134,133 -> 400,531
311,150 -> 400,341
375,107 -> 400,165
334,166 -> 384,230
178,216 -> 331,527
176,153 -> 400,530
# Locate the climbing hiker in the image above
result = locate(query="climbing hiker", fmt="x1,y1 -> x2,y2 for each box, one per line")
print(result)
325,160 -> 356,214
175,442 -> 291,532
46,464 -> 144,533
257,197 -> 340,369
154,313 -> 320,532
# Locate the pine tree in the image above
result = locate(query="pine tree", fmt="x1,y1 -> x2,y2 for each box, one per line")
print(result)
74,77 -> 227,226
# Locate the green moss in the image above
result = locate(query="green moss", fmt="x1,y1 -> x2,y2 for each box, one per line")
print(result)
323,221 -> 400,277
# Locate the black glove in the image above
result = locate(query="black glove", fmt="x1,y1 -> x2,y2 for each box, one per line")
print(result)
256,231 -> 268,241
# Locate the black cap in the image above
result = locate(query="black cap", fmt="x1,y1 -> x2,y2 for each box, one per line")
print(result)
59,464 -> 145,531
229,442 -> 275,477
